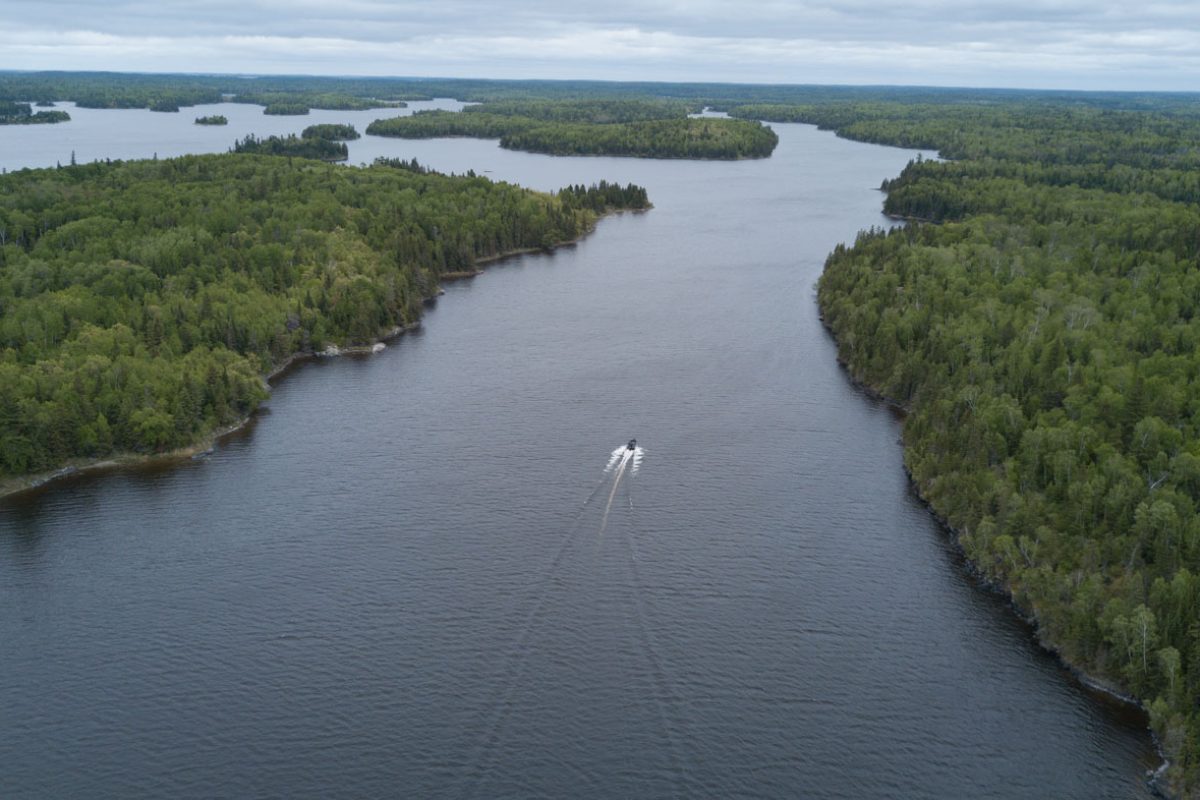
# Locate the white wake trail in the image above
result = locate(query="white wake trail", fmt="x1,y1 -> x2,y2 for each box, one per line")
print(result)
599,449 -> 632,536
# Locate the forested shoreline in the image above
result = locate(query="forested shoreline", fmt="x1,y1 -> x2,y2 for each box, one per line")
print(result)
0,153 -> 648,491
739,98 -> 1200,795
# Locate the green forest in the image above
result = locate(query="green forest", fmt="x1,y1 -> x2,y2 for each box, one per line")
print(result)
769,98 -> 1200,793
0,153 -> 646,480
556,180 -> 650,213
462,98 -> 696,123
367,108 -> 778,159
301,123 -> 360,141
231,134 -> 349,161
262,103 -> 309,116
194,115 -> 228,126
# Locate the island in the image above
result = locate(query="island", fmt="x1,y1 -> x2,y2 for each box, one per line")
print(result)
366,100 -> 779,160
0,101 -> 70,125
194,114 -> 228,125
0,153 -> 648,494
231,133 -> 349,161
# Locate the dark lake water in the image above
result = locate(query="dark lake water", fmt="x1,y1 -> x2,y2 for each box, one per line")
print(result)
0,104 -> 1158,798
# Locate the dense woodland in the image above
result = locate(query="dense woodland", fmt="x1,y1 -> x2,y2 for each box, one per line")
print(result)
6,71 -> 1199,114
367,108 -> 778,160
367,110 -> 540,139
301,123 -> 360,141
262,103 -> 309,116
194,115 -> 228,126
769,98 -> 1200,794
503,118 -> 776,159
556,180 -> 650,213
0,154 -> 645,478
231,134 -> 349,162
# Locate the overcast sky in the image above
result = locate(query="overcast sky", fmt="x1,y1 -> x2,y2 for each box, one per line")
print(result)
3,0 -> 1200,91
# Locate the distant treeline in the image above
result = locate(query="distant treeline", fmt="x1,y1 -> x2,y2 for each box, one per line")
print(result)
367,106 -> 778,160
7,71 -> 1200,116
803,98 -> 1200,794
0,74 -> 416,114
463,98 -> 696,123
0,101 -> 70,125
0,154 -> 648,476
263,103 -> 309,116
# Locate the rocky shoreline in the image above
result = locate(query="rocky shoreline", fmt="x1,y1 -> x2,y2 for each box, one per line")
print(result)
817,310 -> 1175,798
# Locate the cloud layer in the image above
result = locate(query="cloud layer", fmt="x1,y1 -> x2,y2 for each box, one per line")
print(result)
4,1 -> 1200,90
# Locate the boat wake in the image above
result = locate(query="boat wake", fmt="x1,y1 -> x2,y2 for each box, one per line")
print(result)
601,442 -> 643,535
461,441 -> 648,796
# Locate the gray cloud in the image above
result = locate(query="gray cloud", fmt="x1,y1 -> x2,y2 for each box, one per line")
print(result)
3,1 -> 1200,89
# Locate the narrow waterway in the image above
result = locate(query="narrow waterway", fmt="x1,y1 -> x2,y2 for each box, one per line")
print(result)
0,106 -> 1158,798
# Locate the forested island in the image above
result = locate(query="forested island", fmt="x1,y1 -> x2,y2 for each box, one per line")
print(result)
231,133 -> 348,161
263,103 -> 309,116
367,106 -> 778,160
739,98 -> 1200,794
0,153 -> 648,486
195,115 -> 228,125
0,101 -> 70,125
301,123 -> 360,141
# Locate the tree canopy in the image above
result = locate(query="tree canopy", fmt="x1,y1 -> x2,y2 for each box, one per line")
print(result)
231,134 -> 348,161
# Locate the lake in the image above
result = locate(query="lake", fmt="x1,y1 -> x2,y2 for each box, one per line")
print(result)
0,103 -> 1158,798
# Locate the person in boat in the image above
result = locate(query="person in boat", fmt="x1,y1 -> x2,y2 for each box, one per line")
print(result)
627,439 -> 637,451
